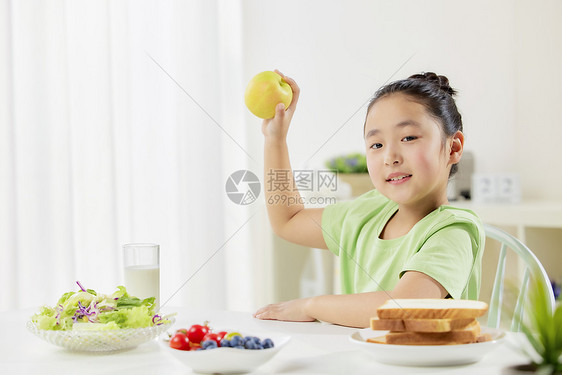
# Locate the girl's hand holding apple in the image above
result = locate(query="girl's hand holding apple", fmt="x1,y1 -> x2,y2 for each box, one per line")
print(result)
260,71 -> 299,141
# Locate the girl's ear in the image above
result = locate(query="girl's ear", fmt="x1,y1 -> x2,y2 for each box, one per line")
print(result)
448,131 -> 464,165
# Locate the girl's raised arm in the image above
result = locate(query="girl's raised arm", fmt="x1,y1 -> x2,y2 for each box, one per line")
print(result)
262,71 -> 327,250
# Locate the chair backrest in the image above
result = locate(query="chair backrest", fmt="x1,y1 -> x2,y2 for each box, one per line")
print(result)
484,224 -> 556,331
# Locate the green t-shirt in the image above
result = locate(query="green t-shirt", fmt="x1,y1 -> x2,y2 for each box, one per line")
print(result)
322,190 -> 484,300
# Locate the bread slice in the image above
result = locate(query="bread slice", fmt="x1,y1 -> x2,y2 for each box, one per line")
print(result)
366,335 -> 389,344
370,317 -> 476,332
367,320 -> 481,345
376,299 -> 488,320
366,331 -> 493,345
476,333 -> 492,343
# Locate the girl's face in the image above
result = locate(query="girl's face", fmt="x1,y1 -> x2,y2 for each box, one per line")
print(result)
364,93 -> 461,209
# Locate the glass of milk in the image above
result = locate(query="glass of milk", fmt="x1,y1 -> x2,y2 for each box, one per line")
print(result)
123,243 -> 160,310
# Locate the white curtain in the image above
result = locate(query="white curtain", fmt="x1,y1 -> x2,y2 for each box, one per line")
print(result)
0,0 -> 255,312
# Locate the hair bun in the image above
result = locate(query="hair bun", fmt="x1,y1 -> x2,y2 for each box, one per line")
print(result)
409,72 -> 456,96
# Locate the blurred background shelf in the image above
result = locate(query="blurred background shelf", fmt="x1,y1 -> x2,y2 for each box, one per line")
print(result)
453,200 -> 562,239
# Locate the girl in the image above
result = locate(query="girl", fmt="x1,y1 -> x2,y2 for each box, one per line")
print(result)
254,71 -> 484,328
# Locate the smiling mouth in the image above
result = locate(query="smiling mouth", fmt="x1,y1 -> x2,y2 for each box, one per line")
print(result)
386,174 -> 412,182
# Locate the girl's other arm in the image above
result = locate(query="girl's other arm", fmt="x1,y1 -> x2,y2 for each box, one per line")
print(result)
262,72 -> 327,249
254,271 -> 448,328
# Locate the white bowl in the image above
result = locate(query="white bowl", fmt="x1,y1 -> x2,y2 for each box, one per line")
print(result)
349,326 -> 505,367
159,333 -> 290,374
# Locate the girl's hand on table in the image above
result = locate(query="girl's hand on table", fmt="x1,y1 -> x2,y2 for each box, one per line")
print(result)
253,298 -> 315,322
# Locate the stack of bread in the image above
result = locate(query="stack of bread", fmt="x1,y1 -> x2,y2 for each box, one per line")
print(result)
368,299 -> 490,345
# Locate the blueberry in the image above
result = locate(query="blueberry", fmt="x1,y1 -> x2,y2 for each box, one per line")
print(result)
230,336 -> 243,347
252,337 -> 262,346
233,345 -> 245,349
220,339 -> 231,347
245,340 -> 257,350
201,340 -> 218,350
263,338 -> 274,349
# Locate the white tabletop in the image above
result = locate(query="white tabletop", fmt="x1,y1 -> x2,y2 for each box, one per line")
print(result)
0,307 -> 530,374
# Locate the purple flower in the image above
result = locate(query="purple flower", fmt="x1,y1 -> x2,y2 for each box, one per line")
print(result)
346,158 -> 358,167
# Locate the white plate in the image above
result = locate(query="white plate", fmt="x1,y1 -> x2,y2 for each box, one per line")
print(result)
349,326 -> 505,367
159,333 -> 290,374
26,317 -> 174,352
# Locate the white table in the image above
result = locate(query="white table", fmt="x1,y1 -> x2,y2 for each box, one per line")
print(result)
0,307 -> 530,374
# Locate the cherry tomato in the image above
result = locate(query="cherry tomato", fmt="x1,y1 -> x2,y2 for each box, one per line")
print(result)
189,342 -> 201,351
187,324 -> 210,344
169,332 -> 190,351
175,328 -> 188,335
203,332 -> 221,346
215,331 -> 227,341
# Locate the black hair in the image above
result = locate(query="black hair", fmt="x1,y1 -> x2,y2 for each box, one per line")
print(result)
365,72 -> 463,176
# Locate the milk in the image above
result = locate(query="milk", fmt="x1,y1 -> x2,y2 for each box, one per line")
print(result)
124,265 -> 160,310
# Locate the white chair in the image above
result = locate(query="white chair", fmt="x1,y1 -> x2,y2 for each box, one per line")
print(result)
484,224 -> 556,331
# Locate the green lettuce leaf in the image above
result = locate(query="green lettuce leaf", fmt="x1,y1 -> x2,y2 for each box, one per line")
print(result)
31,285 -> 159,331
98,305 -> 153,329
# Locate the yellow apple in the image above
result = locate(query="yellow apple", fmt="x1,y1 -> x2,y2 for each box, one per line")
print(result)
244,71 -> 293,119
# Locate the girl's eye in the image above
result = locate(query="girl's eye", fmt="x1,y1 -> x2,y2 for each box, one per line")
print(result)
370,143 -> 383,150
402,136 -> 417,142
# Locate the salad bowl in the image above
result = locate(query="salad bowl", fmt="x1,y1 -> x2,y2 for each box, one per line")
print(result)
27,317 -> 174,352
28,281 -> 174,352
